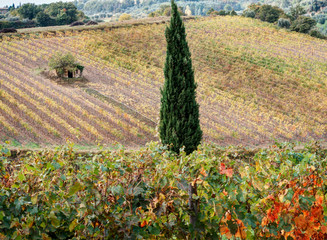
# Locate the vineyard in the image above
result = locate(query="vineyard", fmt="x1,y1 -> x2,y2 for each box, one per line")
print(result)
0,142 -> 326,239
0,16 -> 326,147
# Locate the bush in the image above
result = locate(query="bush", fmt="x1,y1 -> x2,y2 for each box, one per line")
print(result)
36,11 -> 54,27
277,18 -> 291,28
230,10 -> 237,16
56,12 -> 70,25
242,9 -> 255,18
207,8 -> 215,15
149,5 -> 184,17
309,28 -> 325,38
119,13 -> 132,21
217,10 -> 227,16
257,4 -> 284,23
0,28 -> 17,33
289,5 -> 306,21
290,16 -> 316,33
69,21 -> 84,26
0,20 -> 36,30
6,16 -> 19,22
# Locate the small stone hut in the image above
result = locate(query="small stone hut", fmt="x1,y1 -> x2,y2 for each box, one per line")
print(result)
48,52 -> 84,79
57,64 -> 84,78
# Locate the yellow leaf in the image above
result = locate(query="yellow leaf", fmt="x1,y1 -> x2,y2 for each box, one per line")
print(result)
69,219 -> 78,232
31,195 -> 38,205
42,233 -> 52,240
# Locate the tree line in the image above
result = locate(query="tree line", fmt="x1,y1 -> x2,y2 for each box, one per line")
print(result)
0,2 -> 87,29
242,3 -> 325,39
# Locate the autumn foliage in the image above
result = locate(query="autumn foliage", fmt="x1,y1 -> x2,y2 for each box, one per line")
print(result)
0,142 -> 326,239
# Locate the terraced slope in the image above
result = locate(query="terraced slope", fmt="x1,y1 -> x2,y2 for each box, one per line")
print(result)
0,16 -> 326,147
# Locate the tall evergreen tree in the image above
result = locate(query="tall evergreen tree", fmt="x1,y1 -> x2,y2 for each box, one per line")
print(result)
159,0 -> 202,155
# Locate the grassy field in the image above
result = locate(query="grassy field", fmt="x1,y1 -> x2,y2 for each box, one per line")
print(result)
0,16 -> 326,148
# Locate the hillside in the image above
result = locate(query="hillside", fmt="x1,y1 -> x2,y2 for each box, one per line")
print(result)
77,0 -> 244,17
0,16 -> 326,148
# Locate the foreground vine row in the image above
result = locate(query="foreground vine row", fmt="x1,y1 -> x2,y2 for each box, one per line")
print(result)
0,142 -> 326,239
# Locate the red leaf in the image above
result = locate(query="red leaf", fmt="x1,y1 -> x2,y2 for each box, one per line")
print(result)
140,220 -> 148,228
220,163 -> 233,177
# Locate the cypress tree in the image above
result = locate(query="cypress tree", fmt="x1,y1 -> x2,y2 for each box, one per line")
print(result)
159,0 -> 202,155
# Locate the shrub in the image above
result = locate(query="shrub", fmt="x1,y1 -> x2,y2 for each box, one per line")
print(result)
0,28 -> 17,33
69,21 -> 84,26
230,10 -> 237,16
217,10 -> 227,16
6,16 -> 19,22
309,28 -> 325,38
119,13 -> 132,21
149,5 -> 184,17
277,18 -> 291,28
36,11 -> 53,27
0,20 -> 36,30
257,4 -> 284,23
207,8 -> 215,15
289,5 -> 306,21
242,9 -> 255,18
290,16 -> 316,33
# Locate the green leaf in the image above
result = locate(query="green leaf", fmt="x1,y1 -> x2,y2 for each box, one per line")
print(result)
18,173 -> 25,181
31,195 -> 38,204
246,226 -> 255,240
244,213 -> 257,228
269,222 -> 278,236
299,196 -> 314,210
1,147 -> 10,156
227,220 -> 238,235
68,182 -> 84,197
60,174 -> 66,181
133,186 -> 144,196
50,214 -> 60,228
284,188 -> 294,202
192,194 -> 199,200
40,222 -> 46,228
111,185 -> 123,195
26,165 -> 37,172
51,161 -> 61,170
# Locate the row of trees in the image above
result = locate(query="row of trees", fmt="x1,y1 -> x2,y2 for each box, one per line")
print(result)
2,2 -> 87,28
243,4 -> 324,38
148,4 -> 185,17
79,0 -> 242,18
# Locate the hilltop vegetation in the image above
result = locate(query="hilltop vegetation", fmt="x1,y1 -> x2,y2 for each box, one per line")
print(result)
77,0 -> 243,18
0,16 -> 326,148
0,2 -> 87,30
